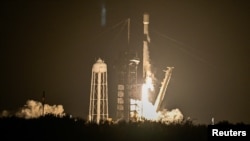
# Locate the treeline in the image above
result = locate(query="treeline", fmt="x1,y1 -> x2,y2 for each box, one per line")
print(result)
0,115 -> 248,141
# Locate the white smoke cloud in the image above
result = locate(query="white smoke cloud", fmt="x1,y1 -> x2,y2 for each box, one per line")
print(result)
157,108 -> 184,124
15,100 -> 65,119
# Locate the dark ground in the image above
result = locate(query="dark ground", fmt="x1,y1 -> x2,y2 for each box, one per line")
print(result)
1,115 -> 249,141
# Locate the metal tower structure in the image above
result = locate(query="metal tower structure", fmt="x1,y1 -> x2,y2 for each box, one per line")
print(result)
128,57 -> 140,121
89,58 -> 109,124
116,18 -> 141,122
116,14 -> 150,122
154,67 -> 174,112
116,55 -> 140,122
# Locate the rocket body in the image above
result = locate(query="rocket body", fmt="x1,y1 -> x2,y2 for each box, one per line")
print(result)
143,13 -> 151,79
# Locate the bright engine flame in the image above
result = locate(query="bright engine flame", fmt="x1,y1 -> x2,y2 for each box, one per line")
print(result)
141,76 -> 157,120
140,75 -> 184,123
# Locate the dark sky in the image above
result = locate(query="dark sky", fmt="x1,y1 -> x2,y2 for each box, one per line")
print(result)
1,0 -> 249,124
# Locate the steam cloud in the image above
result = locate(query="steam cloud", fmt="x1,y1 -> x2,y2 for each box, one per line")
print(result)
158,108 -> 184,124
15,100 -> 65,119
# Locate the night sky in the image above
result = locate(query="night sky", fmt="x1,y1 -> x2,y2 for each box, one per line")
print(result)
1,0 -> 249,124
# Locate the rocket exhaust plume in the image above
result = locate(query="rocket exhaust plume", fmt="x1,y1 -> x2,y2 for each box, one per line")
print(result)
141,77 -> 184,123
140,66 -> 183,123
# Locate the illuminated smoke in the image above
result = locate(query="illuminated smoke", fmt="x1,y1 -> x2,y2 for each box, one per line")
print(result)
15,100 -> 65,119
140,69 -> 184,123
157,109 -> 184,124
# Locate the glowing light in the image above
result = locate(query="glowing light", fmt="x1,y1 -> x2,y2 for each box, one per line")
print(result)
141,76 -> 157,120
140,75 -> 184,123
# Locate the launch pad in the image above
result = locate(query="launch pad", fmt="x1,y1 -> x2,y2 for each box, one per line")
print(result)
115,13 -> 175,122
88,13 -> 182,124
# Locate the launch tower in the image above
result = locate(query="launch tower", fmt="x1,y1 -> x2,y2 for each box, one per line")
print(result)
116,13 -> 150,121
